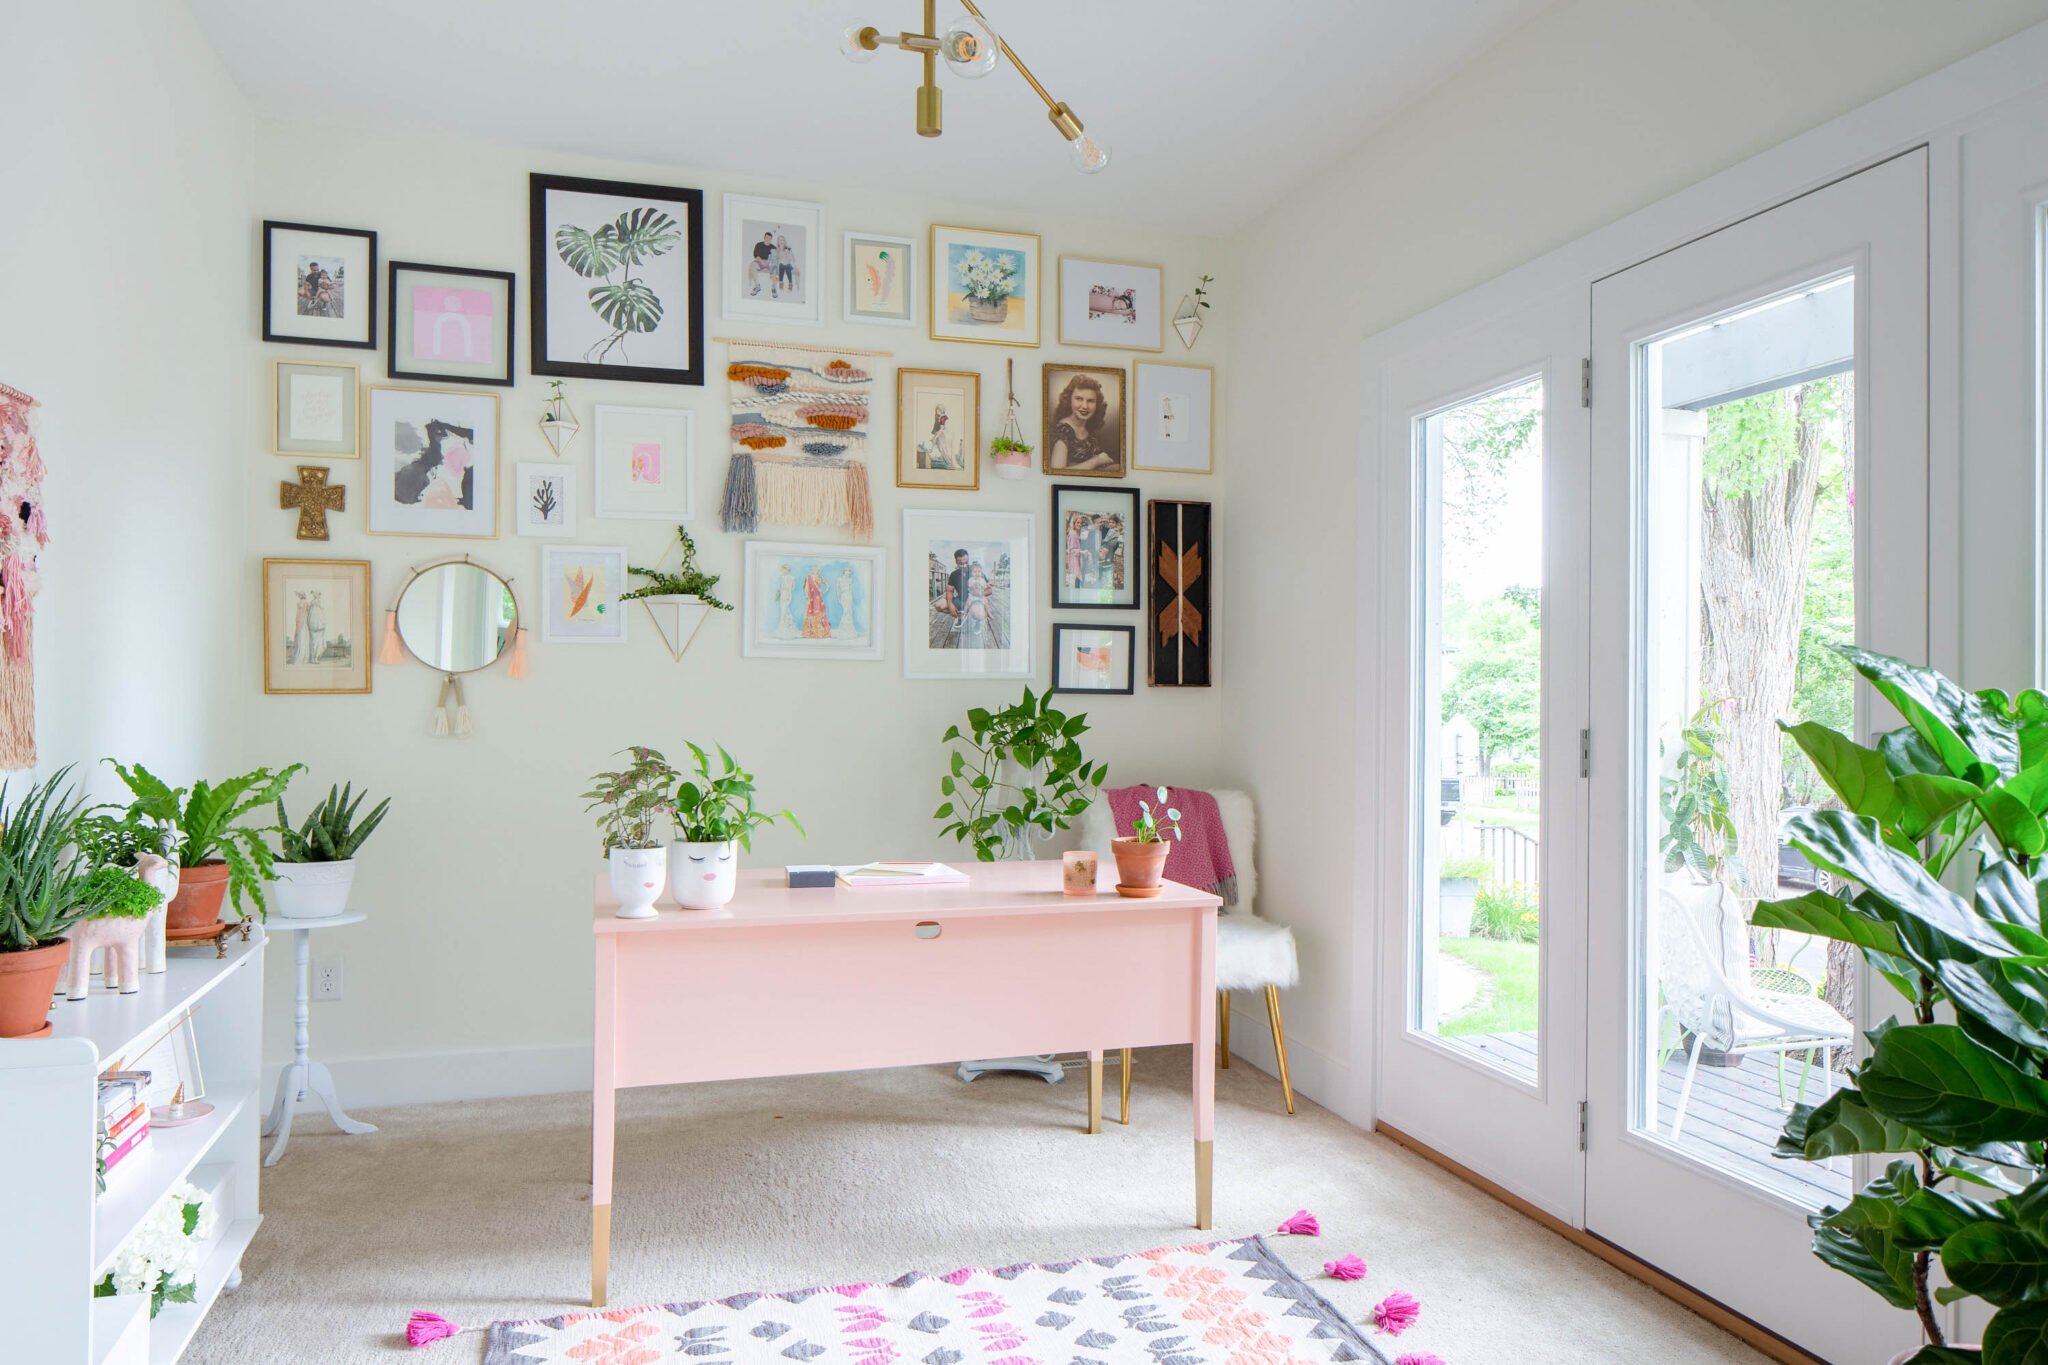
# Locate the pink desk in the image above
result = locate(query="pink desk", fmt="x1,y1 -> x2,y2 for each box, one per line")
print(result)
590,860 -> 1220,1306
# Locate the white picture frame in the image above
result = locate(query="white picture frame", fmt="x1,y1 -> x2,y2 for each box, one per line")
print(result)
514,462 -> 577,538
722,193 -> 824,326
741,541 -> 885,661
842,230 -> 917,327
1058,256 -> 1165,352
1133,362 -> 1214,474
901,509 -> 1034,680
363,385 -> 500,538
593,405 -> 695,521
540,544 -> 628,644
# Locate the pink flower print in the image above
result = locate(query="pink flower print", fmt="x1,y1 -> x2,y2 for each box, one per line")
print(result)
1374,1293 -> 1422,1336
1396,1354 -> 1448,1365
959,1290 -> 1008,1318
843,1337 -> 898,1365
973,1321 -> 1026,1350
1276,1209 -> 1321,1236
837,1305 -> 888,1333
1323,1255 -> 1368,1281
564,1317 -> 661,1364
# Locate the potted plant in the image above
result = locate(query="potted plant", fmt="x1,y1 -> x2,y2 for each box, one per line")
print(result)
106,762 -> 302,926
94,1180 -> 215,1318
583,747 -> 680,919
1436,854 -> 1491,938
957,248 -> 1020,323
668,741 -> 803,910
1111,786 -> 1182,898
935,687 -> 1108,862
0,767 -> 132,1037
989,434 -> 1034,480
269,783 -> 390,919
56,866 -> 166,1000
1756,646 -> 2048,1362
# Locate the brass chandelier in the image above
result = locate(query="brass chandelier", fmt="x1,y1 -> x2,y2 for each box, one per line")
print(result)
842,1 -> 1110,173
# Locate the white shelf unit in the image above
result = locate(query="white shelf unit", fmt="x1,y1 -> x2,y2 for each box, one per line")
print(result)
0,930 -> 265,1364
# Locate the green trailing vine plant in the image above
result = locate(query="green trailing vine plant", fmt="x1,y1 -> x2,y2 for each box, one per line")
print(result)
619,527 -> 732,611
935,687 -> 1108,861
1659,697 -> 1748,891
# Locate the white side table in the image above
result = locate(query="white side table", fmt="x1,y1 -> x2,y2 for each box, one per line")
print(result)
262,911 -> 375,1166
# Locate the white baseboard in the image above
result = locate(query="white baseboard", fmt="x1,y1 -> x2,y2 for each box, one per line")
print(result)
266,1042 -> 589,1114
1220,999 -> 1355,1123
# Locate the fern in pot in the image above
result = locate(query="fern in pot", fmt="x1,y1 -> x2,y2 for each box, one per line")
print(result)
106,762 -> 302,926
268,784 -> 390,919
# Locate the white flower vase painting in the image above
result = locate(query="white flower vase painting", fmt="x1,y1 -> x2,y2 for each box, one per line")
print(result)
930,225 -> 1039,347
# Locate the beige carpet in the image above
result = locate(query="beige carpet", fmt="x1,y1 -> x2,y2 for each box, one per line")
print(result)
195,1048 -> 1762,1363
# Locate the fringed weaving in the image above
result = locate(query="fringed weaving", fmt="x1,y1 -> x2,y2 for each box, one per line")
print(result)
0,383 -> 46,770
723,342 -> 875,540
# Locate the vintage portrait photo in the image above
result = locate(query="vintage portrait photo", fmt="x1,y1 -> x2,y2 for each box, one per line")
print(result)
1052,483 -> 1138,609
1042,363 -> 1127,477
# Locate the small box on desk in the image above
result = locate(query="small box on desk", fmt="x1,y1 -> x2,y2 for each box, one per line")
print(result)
785,865 -> 836,889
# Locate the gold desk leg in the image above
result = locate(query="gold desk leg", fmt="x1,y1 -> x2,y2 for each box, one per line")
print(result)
1265,984 -> 1296,1115
1219,990 -> 1230,1068
1086,1053 -> 1103,1134
1119,1047 -> 1133,1125
1194,1138 -> 1213,1230
591,1204 -> 611,1307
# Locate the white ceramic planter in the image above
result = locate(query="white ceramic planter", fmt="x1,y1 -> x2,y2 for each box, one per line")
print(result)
1438,877 -> 1479,937
268,859 -> 358,919
670,840 -> 739,910
608,846 -> 669,919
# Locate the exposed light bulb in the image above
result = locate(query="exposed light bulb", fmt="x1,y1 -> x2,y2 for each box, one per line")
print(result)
940,14 -> 1000,78
1069,132 -> 1111,174
841,24 -> 880,63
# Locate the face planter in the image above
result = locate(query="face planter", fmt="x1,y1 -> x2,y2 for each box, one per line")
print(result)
670,839 -> 739,910
607,845 -> 669,919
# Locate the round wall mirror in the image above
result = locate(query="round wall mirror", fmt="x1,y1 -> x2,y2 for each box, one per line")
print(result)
396,562 -> 516,674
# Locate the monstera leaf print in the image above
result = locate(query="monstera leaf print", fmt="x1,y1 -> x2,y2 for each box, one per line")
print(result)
555,223 -> 623,278
589,279 -> 664,335
555,204 -> 683,363
612,207 -> 680,266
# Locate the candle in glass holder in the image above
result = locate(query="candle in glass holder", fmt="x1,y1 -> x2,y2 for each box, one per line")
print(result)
1062,850 -> 1100,896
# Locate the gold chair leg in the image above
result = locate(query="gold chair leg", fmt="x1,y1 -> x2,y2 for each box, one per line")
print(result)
1086,1052 -> 1103,1134
1265,984 -> 1295,1115
1119,1046 -> 1133,1124
1219,990 -> 1230,1068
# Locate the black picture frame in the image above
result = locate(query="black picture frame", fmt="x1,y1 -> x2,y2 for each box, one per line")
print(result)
1050,622 -> 1136,695
386,261 -> 516,387
1148,499 -> 1212,687
1051,483 -> 1140,610
262,220 -> 377,349
530,172 -> 705,387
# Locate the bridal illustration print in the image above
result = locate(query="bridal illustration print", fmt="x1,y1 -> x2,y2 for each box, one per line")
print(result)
364,386 -> 499,537
262,558 -> 371,694
741,541 -> 884,661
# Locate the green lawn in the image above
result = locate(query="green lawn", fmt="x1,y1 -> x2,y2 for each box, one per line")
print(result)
1439,937 -> 1539,1037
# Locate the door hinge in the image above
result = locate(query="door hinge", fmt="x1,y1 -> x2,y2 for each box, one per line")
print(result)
1580,728 -> 1591,778
1578,1100 -> 1589,1151
1581,357 -> 1592,408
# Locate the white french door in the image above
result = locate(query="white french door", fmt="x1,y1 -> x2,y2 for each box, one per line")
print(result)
1585,150 -> 1928,1359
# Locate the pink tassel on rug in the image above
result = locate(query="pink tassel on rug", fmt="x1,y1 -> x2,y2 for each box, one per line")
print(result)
1323,1255 -> 1367,1281
1396,1354 -> 1447,1365
1374,1292 -> 1421,1335
405,1311 -> 462,1347
1277,1209 -> 1320,1236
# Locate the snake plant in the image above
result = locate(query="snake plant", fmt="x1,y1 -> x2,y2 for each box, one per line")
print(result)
276,783 -> 390,863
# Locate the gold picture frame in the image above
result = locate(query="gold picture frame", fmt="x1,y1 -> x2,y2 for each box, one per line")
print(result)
929,224 -> 1041,348
1057,255 -> 1165,352
273,359 -> 360,457
262,557 -> 372,694
1132,361 -> 1215,474
1041,362 -> 1127,479
896,367 -> 980,490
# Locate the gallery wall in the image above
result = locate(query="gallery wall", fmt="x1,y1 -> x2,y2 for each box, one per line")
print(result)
241,119 -> 1229,1100
0,1 -> 253,798
1216,0 -> 2048,1113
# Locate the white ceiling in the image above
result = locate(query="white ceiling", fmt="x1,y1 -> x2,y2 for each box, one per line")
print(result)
184,0 -> 1552,236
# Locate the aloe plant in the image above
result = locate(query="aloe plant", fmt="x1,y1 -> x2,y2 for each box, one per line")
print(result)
0,767 -> 132,950
107,761 -> 303,920
1759,647 -> 2048,1359
276,784 -> 390,863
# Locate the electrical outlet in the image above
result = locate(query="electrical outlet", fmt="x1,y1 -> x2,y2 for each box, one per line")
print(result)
314,958 -> 343,1001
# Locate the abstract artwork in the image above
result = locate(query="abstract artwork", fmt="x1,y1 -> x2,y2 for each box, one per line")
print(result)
387,261 -> 515,386
901,508 -> 1032,680
0,383 -> 46,765
741,541 -> 884,661
541,544 -> 627,644
279,465 -> 346,541
593,405 -> 694,521
1051,483 -> 1137,609
843,230 -> 916,326
262,220 -> 376,349
1051,622 -> 1136,695
721,340 -> 879,541
514,463 -> 576,538
930,224 -> 1040,346
1133,361 -> 1214,474
273,360 -> 359,457
364,386 -> 500,538
896,368 -> 979,490
722,194 -> 824,326
1148,499 -> 1212,687
1058,256 -> 1164,351
261,558 -> 371,695
530,173 -> 705,386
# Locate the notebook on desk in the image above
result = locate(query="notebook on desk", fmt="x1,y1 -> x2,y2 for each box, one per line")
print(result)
834,861 -> 970,888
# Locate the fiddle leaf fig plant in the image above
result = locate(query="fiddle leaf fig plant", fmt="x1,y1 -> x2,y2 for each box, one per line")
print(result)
934,687 -> 1108,861
1757,646 -> 2048,1359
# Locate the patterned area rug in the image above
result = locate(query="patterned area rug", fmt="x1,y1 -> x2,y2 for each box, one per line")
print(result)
484,1236 -> 1388,1364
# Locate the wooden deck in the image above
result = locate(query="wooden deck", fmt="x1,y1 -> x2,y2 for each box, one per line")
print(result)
1460,1030 -> 1851,1209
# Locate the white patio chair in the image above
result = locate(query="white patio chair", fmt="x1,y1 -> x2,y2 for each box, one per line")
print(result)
1656,879 -> 1851,1141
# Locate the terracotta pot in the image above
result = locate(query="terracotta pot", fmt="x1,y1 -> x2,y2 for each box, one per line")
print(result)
166,860 -> 230,930
1111,837 -> 1171,897
1890,1349 -> 1979,1365
0,939 -> 71,1038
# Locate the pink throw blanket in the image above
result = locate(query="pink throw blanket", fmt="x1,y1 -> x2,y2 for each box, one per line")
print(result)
1104,785 -> 1238,905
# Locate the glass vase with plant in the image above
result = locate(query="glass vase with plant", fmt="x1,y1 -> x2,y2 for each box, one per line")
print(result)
935,686 -> 1108,863
584,747 -> 681,919
0,767 -> 135,1037
105,761 -> 302,925
270,783 -> 391,919
669,741 -> 803,910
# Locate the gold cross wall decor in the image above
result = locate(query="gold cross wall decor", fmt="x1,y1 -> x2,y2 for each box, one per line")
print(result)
280,465 -> 345,540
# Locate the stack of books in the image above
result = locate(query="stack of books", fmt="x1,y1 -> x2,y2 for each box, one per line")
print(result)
97,1071 -> 152,1183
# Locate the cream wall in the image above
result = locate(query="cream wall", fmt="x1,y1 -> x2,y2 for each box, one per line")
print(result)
0,1 -> 252,791
1218,0 -> 2048,1111
244,120 -> 1228,1099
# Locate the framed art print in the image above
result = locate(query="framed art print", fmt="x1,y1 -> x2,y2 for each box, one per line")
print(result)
514,462 -> 577,538
929,224 -> 1040,347
261,557 -> 371,694
388,261 -> 515,386
742,540 -> 884,661
1134,361 -> 1214,473
541,544 -> 628,644
1058,257 -> 1164,351
1051,483 -> 1137,609
593,404 -> 694,520
1042,362 -> 1127,477
843,230 -> 916,327
531,173 -> 705,386
273,360 -> 359,457
363,385 -> 500,538
262,220 -> 376,348
724,194 -> 824,326
896,368 -> 979,490
1051,622 -> 1136,695
1148,499 -> 1212,687
902,508 -> 1033,679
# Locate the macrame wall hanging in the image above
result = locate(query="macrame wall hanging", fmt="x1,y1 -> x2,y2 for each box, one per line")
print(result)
0,383 -> 47,769
719,338 -> 885,542
377,556 -> 528,736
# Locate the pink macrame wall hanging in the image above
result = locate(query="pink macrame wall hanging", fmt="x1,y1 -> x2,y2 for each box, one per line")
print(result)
0,383 -> 46,769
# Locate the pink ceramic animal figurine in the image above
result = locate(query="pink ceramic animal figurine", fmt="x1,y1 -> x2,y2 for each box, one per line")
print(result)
134,852 -> 176,975
61,915 -> 146,999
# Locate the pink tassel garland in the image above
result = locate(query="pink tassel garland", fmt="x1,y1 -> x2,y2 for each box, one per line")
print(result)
1323,1254 -> 1367,1281
405,1311 -> 462,1347
507,626 -> 529,679
379,609 -> 404,665
1276,1209 -> 1320,1236
1374,1292 -> 1422,1336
